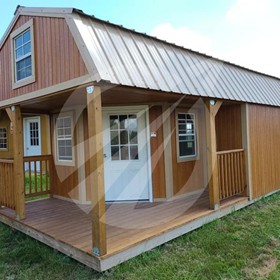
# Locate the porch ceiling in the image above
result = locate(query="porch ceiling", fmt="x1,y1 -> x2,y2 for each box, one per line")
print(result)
19,85 -> 213,113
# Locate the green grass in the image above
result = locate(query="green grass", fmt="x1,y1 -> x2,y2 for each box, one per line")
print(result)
1,193 -> 280,280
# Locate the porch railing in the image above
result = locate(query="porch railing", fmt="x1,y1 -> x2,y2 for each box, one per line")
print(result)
24,155 -> 53,198
0,159 -> 16,210
217,149 -> 247,200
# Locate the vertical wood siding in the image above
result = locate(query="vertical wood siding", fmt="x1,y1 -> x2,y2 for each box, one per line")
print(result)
248,104 -> 280,198
50,114 -> 79,200
149,106 -> 166,198
171,109 -> 205,196
215,104 -> 242,152
0,15 -> 88,102
0,112 -> 13,158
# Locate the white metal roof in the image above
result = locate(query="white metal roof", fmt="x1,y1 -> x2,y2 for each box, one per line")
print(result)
2,6 -> 280,106
71,11 -> 280,106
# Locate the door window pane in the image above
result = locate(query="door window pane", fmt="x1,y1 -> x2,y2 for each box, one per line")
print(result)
109,114 -> 139,161
29,122 -> 39,146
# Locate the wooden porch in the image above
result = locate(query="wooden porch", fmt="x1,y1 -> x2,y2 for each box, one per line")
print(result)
0,146 -> 248,270
0,192 -> 248,271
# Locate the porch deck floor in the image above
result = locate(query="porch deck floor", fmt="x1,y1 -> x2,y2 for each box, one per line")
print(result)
0,192 -> 247,265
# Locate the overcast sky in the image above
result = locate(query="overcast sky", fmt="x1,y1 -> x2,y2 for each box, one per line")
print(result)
1,0 -> 280,78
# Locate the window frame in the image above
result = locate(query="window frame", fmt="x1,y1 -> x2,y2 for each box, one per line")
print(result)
54,113 -> 75,166
0,127 -> 8,151
10,19 -> 35,89
176,110 -> 199,162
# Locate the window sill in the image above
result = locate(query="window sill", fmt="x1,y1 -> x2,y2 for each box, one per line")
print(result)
177,155 -> 199,163
12,75 -> 36,90
54,159 -> 75,167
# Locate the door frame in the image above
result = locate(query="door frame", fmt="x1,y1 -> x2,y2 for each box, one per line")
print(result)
23,116 -> 42,156
102,105 -> 153,202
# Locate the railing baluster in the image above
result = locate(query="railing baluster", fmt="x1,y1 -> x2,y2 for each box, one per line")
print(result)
40,160 -> 43,193
22,155 -> 53,198
217,149 -> 247,200
28,161 -> 31,195
0,159 -> 16,210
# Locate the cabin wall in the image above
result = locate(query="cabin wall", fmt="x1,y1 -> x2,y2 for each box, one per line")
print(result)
40,115 -> 51,155
171,108 -> 205,196
0,15 -> 88,102
0,113 -> 49,158
149,106 -> 166,198
84,106 -> 167,201
216,104 -> 242,151
248,104 -> 280,199
50,111 -> 79,201
0,113 -> 13,158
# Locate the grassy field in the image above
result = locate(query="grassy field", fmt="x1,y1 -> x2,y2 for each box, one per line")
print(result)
0,193 -> 280,280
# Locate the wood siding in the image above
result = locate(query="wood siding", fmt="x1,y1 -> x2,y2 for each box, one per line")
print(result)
0,112 -> 13,158
171,109 -> 205,196
216,104 -> 242,152
0,15 -> 88,102
149,106 -> 166,198
248,104 -> 280,198
50,113 -> 79,200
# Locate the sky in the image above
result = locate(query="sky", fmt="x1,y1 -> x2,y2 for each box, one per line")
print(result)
1,0 -> 280,78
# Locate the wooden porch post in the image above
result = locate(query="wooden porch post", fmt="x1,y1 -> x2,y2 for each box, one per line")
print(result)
86,85 -> 107,257
6,106 -> 25,220
205,99 -> 222,210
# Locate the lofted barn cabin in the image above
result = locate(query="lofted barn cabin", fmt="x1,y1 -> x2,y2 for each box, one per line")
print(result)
0,6 -> 279,271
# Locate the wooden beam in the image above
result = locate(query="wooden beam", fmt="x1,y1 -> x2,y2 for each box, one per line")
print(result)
205,99 -> 223,210
5,107 -> 13,121
8,106 -> 25,220
162,103 -> 174,199
86,86 -> 107,257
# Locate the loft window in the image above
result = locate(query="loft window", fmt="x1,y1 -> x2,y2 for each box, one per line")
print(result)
177,113 -> 197,158
11,19 -> 35,89
56,116 -> 73,162
14,29 -> 32,81
0,128 -> 7,150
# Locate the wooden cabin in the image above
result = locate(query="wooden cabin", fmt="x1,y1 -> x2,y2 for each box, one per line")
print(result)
0,6 -> 279,271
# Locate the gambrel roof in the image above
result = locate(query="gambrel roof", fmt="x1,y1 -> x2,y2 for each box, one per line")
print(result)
2,6 -> 280,106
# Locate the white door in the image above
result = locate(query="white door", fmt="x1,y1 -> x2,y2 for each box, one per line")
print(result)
103,108 -> 151,201
24,117 -> 41,156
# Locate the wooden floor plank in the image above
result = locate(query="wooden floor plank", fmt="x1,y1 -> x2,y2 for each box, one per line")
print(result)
0,193 -> 246,257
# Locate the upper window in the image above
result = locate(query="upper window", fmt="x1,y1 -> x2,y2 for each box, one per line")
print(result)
55,116 -> 73,162
14,29 -> 32,81
0,128 -> 8,150
177,113 -> 197,159
10,19 -> 35,89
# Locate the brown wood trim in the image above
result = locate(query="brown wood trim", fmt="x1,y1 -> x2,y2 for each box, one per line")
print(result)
216,149 -> 245,155
0,158 -> 14,164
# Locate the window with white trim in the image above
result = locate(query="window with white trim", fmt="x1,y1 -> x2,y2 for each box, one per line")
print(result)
56,116 -> 73,162
14,28 -> 32,81
11,19 -> 35,89
177,113 -> 197,158
0,128 -> 7,150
